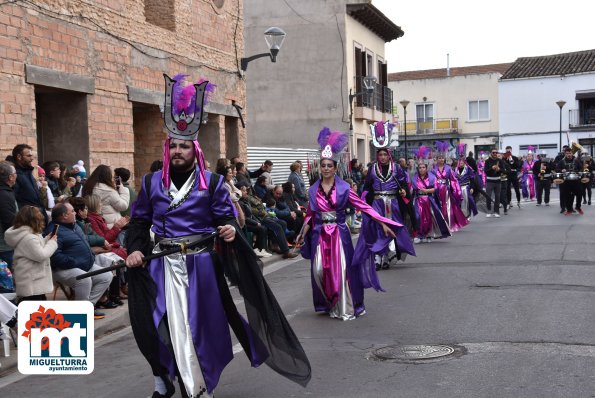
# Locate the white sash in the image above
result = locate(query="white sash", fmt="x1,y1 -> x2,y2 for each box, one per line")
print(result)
168,171 -> 196,208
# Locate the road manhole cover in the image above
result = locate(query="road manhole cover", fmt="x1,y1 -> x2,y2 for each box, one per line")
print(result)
373,344 -> 455,360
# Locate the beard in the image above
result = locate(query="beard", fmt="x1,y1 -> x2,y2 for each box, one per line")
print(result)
170,157 -> 195,172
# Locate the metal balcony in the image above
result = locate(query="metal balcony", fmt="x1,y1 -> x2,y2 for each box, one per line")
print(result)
569,109 -> 595,129
353,76 -> 393,114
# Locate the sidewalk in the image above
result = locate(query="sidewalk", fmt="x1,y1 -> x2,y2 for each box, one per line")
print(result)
0,251 -> 284,377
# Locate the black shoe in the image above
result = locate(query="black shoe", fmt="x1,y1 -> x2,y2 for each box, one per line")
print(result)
589,201 -> 592,205
96,300 -> 119,309
560,209 -> 565,214
375,263 -> 381,271
282,251 -> 299,259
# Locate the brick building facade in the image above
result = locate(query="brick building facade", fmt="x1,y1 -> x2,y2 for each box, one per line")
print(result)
0,0 -> 247,189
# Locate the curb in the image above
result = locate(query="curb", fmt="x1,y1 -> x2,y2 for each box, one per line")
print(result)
0,252 -> 287,377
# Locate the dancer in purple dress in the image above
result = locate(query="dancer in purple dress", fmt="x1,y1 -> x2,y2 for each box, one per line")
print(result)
411,146 -> 451,243
521,146 -> 537,201
360,121 -> 415,270
453,143 -> 478,219
125,74 -> 310,398
295,128 -> 399,320
433,141 -> 469,232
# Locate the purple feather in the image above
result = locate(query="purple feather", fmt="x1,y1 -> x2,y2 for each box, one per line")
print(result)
317,127 -> 332,149
434,140 -> 449,153
171,74 -> 216,116
328,132 -> 348,154
457,143 -> 467,156
415,145 -> 430,159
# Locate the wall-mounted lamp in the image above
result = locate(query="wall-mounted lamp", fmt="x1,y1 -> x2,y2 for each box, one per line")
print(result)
240,27 -> 286,74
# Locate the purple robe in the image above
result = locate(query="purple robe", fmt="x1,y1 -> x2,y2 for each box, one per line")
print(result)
454,164 -> 478,218
131,168 -> 264,393
359,162 -> 415,257
433,164 -> 469,232
300,177 -> 400,318
412,172 -> 451,239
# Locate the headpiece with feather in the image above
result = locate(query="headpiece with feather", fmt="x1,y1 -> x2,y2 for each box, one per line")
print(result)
415,145 -> 431,165
434,140 -> 450,158
162,73 -> 216,190
318,127 -> 348,162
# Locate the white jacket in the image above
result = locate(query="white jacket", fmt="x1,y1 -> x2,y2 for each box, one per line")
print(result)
4,226 -> 58,298
93,183 -> 130,228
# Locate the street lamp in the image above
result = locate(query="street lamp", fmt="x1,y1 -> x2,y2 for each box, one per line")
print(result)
399,100 -> 410,158
240,27 -> 286,73
348,76 -> 377,155
556,100 -> 566,153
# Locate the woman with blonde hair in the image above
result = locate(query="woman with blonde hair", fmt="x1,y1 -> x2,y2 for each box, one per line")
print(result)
4,206 -> 58,301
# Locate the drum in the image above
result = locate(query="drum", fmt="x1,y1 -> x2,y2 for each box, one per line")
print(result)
580,171 -> 591,184
552,172 -> 565,185
565,172 -> 580,181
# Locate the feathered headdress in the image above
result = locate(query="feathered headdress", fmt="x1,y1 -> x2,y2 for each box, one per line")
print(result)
456,143 -> 467,158
369,120 -> 395,149
318,127 -> 348,162
527,145 -> 535,155
434,140 -> 450,157
479,151 -> 487,160
162,73 -> 216,190
415,145 -> 431,165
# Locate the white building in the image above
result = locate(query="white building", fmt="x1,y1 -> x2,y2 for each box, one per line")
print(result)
389,63 -> 511,159
499,49 -> 595,158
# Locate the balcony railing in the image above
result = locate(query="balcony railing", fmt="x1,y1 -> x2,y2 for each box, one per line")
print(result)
353,76 -> 393,114
396,118 -> 459,135
569,109 -> 595,128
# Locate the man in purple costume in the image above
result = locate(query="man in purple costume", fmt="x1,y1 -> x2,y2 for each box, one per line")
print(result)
360,121 -> 415,270
125,74 -> 309,398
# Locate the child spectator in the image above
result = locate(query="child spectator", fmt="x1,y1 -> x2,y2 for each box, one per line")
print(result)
4,206 -> 58,301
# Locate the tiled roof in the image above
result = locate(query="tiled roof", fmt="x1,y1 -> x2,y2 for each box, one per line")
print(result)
500,49 -> 595,80
388,63 -> 512,82
346,3 -> 404,43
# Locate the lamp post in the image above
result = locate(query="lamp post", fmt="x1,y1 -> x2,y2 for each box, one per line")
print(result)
556,100 -> 566,153
399,100 -> 410,158
240,27 -> 286,73
348,76 -> 377,157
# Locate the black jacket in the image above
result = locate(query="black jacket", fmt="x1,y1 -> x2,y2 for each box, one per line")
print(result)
532,159 -> 554,179
0,182 -> 16,232
556,157 -> 582,173
13,164 -> 46,222
505,154 -> 521,172
484,157 -> 506,179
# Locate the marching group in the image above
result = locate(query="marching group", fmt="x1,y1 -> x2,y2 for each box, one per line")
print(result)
2,73 -> 592,398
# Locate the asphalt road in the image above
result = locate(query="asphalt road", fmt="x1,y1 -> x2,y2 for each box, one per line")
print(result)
3,198 -> 595,398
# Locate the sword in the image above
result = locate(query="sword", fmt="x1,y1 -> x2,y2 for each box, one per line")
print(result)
75,232 -> 217,280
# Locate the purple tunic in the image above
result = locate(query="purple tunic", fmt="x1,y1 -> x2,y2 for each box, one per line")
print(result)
300,177 -> 400,317
454,164 -> 478,217
361,162 -> 415,256
433,164 -> 469,232
131,167 -> 262,392
413,172 -> 451,239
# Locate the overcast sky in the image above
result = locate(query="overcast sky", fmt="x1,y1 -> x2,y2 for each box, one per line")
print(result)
372,0 -> 595,73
